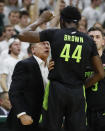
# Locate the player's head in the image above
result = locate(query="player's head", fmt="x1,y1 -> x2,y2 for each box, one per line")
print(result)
60,6 -> 81,28
88,27 -> 104,51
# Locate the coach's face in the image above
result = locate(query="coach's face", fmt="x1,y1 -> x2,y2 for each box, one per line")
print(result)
32,41 -> 50,62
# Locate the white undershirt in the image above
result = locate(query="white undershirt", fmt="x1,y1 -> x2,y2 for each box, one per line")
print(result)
33,55 -> 49,88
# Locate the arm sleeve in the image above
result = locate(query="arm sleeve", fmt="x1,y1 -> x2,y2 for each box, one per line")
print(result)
9,61 -> 29,115
39,29 -> 56,43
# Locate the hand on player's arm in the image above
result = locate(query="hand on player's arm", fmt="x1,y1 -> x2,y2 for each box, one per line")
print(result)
48,60 -> 54,71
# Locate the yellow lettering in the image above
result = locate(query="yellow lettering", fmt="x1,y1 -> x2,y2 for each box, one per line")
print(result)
80,37 -> 84,43
75,36 -> 79,43
64,35 -> 67,41
72,36 -> 74,42
68,35 -> 71,41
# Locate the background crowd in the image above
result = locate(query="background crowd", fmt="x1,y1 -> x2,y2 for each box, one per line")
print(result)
0,0 -> 105,130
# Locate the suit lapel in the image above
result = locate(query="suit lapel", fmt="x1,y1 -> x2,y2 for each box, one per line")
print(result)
29,56 -> 41,73
29,56 -> 44,87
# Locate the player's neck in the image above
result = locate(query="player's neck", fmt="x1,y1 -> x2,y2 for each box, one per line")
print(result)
65,23 -> 77,29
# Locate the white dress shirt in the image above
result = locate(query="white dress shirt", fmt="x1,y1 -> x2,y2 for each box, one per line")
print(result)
33,55 -> 49,88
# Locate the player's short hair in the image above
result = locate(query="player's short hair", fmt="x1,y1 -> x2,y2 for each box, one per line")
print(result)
60,6 -> 81,24
88,27 -> 104,37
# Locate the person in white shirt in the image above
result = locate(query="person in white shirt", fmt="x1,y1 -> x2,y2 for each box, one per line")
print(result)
8,10 -> 20,27
3,0 -> 19,25
0,38 -> 21,91
64,0 -> 91,10
15,11 -> 30,33
82,0 -> 102,29
0,25 -> 15,55
15,11 -> 30,57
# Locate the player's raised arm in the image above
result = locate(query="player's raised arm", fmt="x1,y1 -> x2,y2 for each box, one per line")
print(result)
18,11 -> 54,43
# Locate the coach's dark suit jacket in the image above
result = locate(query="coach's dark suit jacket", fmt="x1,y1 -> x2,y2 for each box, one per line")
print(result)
7,56 -> 44,131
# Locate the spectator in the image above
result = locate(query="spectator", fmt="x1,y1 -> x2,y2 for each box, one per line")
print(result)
78,16 -> 87,33
49,0 -> 66,28
0,28 -> 5,93
14,11 -> 30,57
38,0 -> 49,14
48,0 -> 56,11
82,0 -> 102,29
8,10 -> 20,27
0,25 -> 15,55
79,16 -> 87,30
15,11 -> 29,33
20,0 -> 32,12
78,0 -> 91,10
93,22 -> 103,30
78,24 -> 87,33
0,38 -> 21,91
3,0 -> 19,25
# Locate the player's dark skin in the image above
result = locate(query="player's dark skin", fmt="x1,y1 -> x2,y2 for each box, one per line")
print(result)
18,10 -> 105,88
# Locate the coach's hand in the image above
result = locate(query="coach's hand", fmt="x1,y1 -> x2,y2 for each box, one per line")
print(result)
39,10 -> 54,23
48,60 -> 54,71
19,114 -> 33,125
